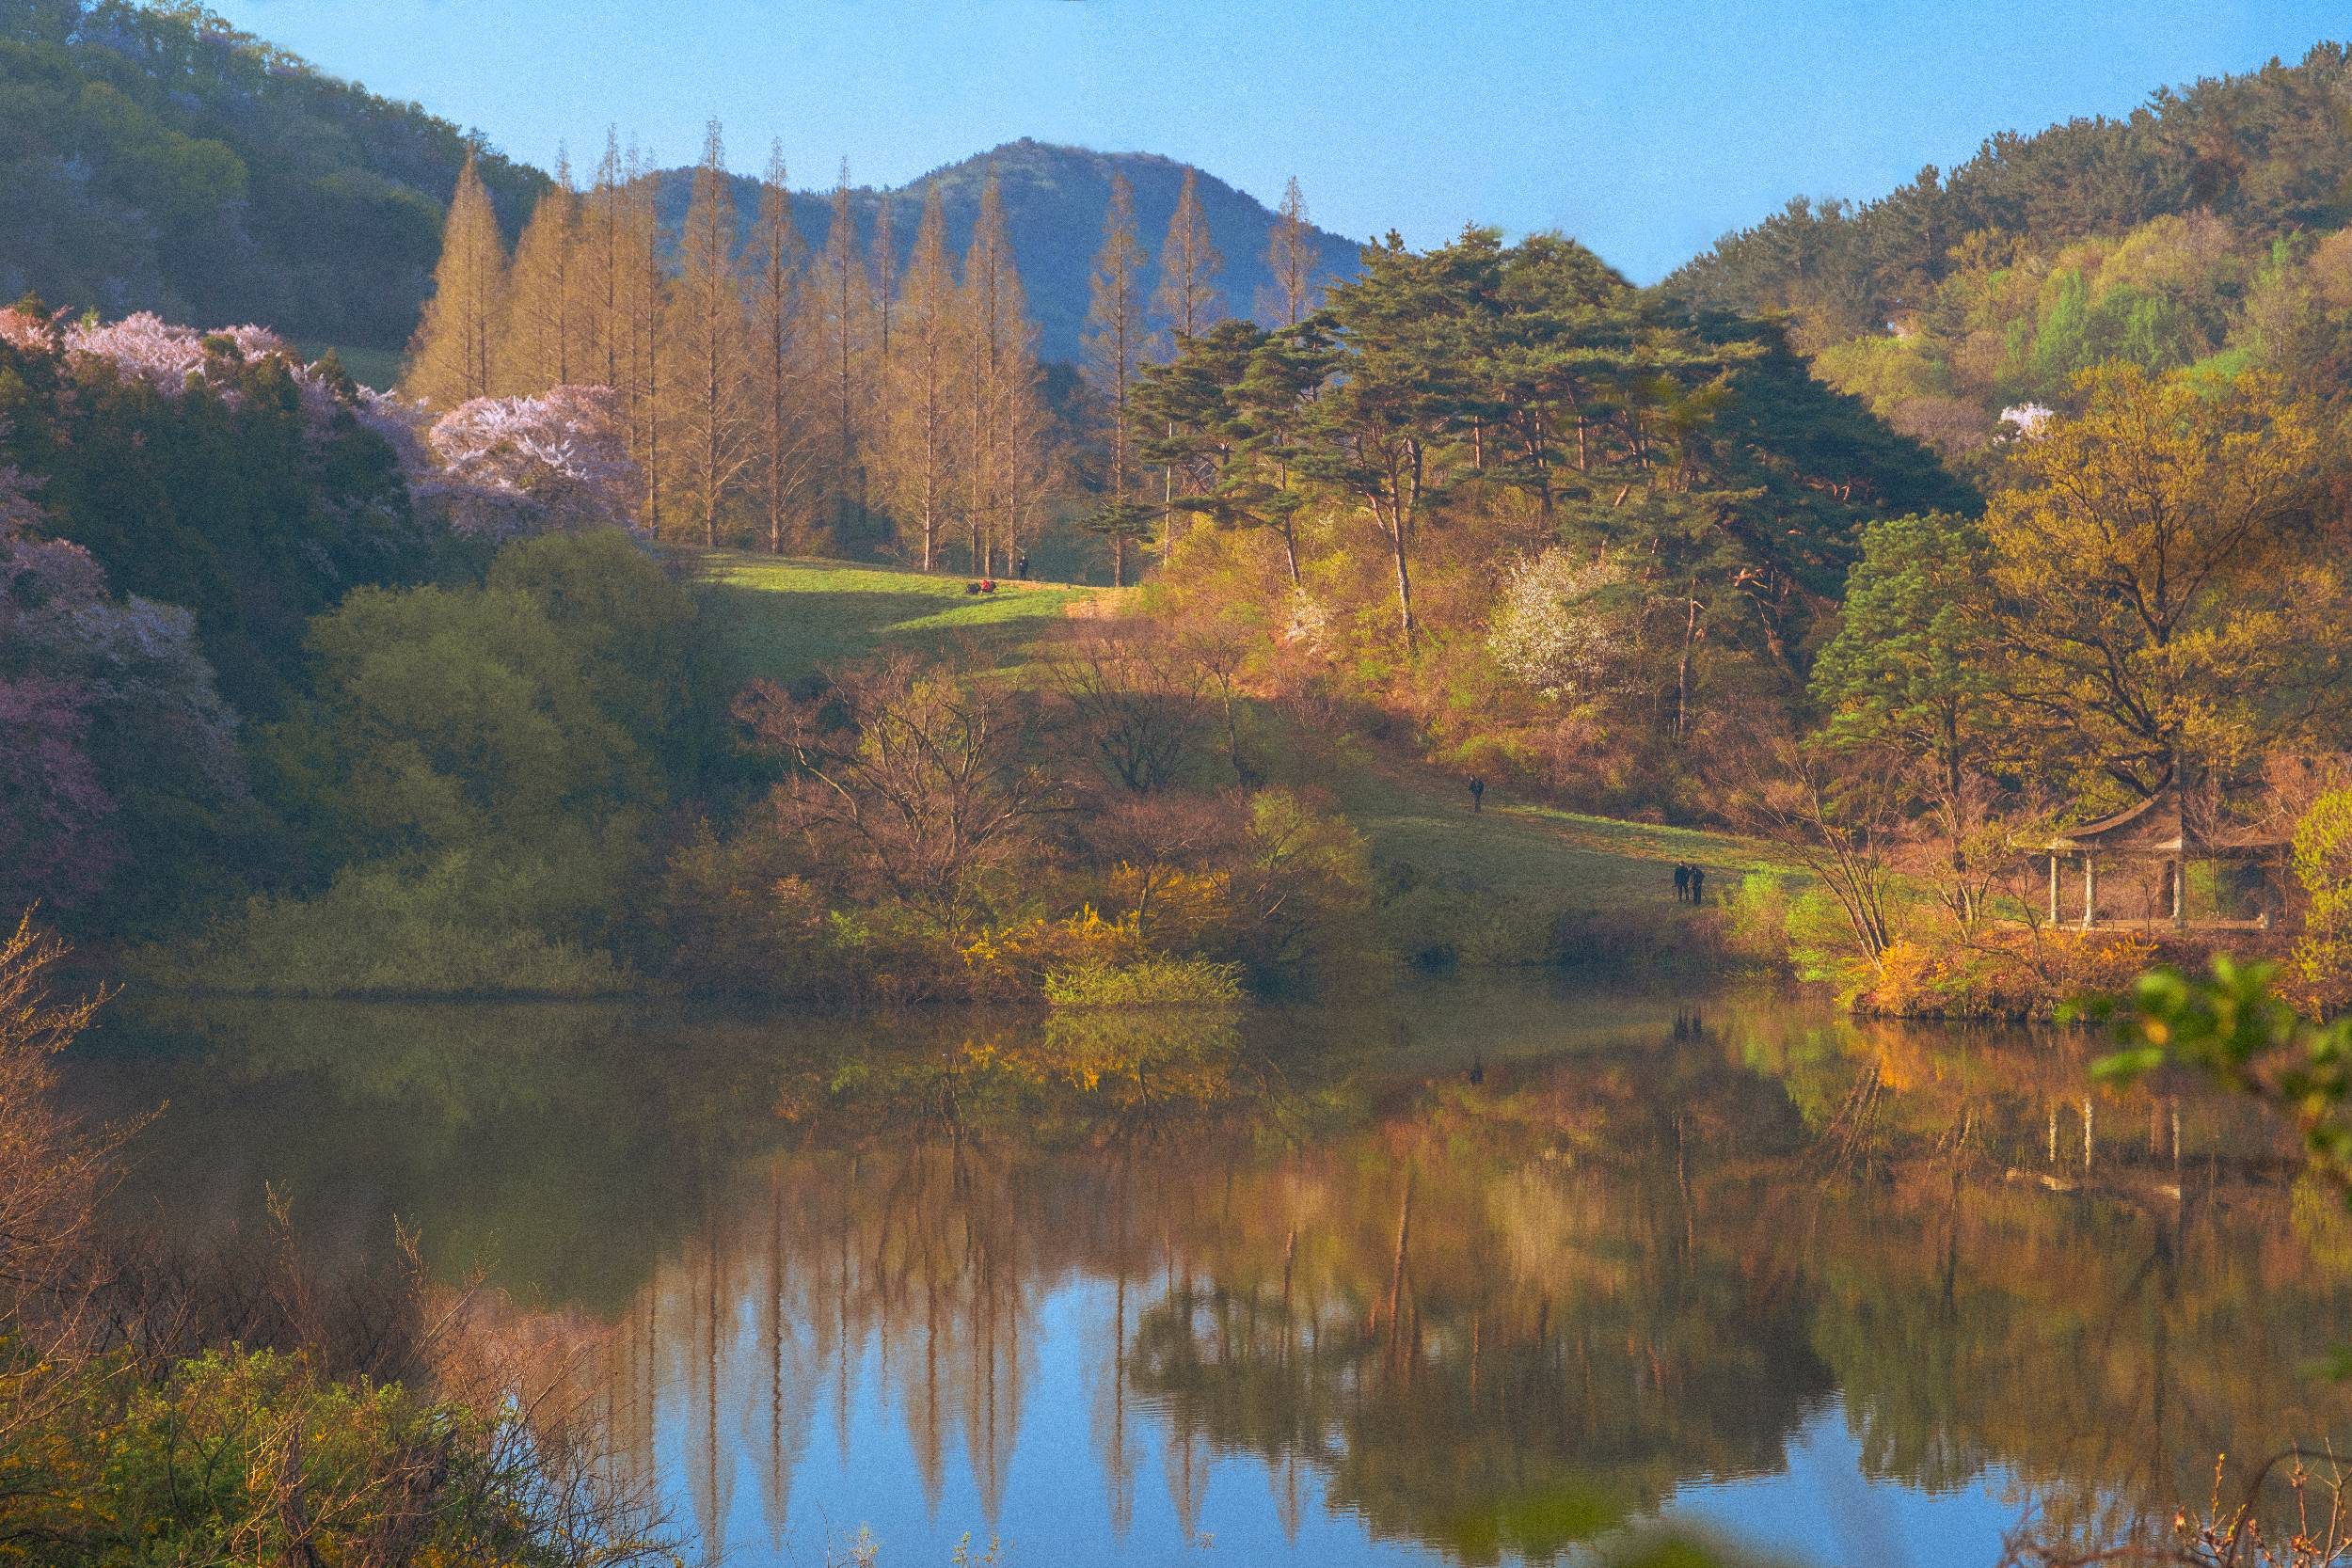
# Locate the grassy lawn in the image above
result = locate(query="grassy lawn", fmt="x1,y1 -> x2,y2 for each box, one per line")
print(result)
685,548 -> 1795,923
1339,764 -> 1800,915
684,551 -> 1104,685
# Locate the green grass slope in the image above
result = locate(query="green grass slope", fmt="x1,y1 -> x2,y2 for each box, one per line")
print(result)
1343,764 -> 1792,916
686,550 -> 1794,964
686,552 -> 1099,687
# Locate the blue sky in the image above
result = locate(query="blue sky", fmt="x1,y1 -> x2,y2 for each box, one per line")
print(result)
214,0 -> 2348,281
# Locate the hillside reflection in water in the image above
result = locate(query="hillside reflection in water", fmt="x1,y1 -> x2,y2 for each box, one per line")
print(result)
72,978 -> 2352,1567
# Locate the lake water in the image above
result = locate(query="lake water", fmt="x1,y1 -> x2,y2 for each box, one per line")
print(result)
64,976 -> 2352,1568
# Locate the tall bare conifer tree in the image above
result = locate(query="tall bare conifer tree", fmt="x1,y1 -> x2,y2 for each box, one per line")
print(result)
664,122 -> 754,546
1264,176 -> 1317,326
750,143 -> 816,554
1149,166 -> 1223,561
814,163 -> 871,546
956,173 -> 1047,576
496,149 -> 580,395
404,150 -> 508,407
881,187 -> 961,571
619,144 -> 667,530
1082,170 -> 1150,586
577,130 -> 628,390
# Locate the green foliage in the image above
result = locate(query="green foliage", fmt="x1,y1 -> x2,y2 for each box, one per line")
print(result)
135,850 -> 634,997
2089,957 -> 2352,1192
268,531 -> 691,869
0,325 -> 442,713
1669,44 -> 2352,340
2293,788 -> 2352,1002
1042,954 -> 1243,1006
136,532 -> 695,996
0,1 -> 546,347
1724,870 -> 1796,968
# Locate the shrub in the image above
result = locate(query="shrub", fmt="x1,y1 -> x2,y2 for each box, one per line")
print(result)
1042,955 -> 1244,1007
133,853 -> 633,997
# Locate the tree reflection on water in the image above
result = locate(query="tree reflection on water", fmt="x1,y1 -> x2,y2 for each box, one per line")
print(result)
74,981 -> 2352,1566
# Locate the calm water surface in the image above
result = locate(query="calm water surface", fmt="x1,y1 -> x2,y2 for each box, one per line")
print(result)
64,976 -> 2352,1568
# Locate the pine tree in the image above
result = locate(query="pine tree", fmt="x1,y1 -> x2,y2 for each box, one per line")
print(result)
1264,176 -> 1317,327
814,162 -> 871,546
403,150 -> 508,407
496,149 -> 580,395
1082,170 -> 1151,587
750,142 -> 816,555
663,121 -> 753,546
880,187 -> 961,571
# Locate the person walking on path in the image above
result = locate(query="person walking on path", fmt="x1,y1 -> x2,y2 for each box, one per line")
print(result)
1468,777 -> 1486,814
1689,865 -> 1707,906
1674,864 -> 1691,903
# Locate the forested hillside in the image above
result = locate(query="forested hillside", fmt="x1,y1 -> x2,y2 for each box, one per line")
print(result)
0,0 -> 546,347
649,140 -> 1360,362
1665,42 -> 2352,456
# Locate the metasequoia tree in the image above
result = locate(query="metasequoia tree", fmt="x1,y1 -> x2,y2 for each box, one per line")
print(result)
1263,176 -> 1316,327
749,143 -> 817,555
617,147 -> 668,530
814,163 -> 871,546
662,122 -> 753,546
1152,166 -> 1223,345
496,150 -> 580,395
1151,166 -> 1224,561
404,151 -> 508,408
1083,171 -> 1152,586
957,172 -> 1044,575
578,130 -> 628,392
879,188 -> 961,570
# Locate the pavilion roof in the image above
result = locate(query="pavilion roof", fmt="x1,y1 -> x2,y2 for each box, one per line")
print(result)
2042,784 -> 2288,856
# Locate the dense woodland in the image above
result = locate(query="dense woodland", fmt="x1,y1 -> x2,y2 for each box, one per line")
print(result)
0,0 -> 547,346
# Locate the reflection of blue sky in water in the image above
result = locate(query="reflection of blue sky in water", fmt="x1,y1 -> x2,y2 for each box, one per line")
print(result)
72,981 -> 2352,1568
641,1265 -> 2036,1567
1663,1406 -> 2026,1568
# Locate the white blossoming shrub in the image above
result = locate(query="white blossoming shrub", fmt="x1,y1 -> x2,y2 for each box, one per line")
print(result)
420,386 -> 643,544
1487,549 -> 1638,698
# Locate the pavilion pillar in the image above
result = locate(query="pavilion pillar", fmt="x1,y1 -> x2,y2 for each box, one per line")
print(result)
2081,854 -> 2095,931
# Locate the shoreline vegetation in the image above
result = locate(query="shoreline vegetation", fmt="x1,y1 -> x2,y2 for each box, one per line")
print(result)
6,12 -> 2352,1030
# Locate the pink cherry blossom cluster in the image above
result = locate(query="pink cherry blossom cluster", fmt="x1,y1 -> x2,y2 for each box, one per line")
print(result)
418,385 -> 644,544
62,311 -> 297,397
0,307 -> 56,355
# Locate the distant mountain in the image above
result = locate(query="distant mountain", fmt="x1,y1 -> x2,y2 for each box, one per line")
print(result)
0,1 -> 546,349
652,139 -> 1361,363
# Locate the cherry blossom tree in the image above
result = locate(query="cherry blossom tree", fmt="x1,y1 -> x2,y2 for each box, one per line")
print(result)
1488,550 -> 1642,698
417,385 -> 644,543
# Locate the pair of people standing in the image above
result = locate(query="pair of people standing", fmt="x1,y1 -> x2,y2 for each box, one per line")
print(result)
1673,863 -> 1708,905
